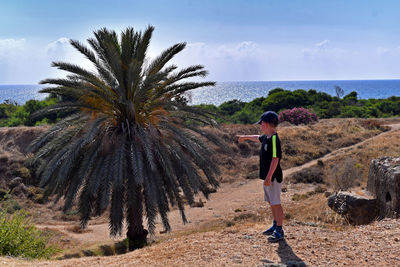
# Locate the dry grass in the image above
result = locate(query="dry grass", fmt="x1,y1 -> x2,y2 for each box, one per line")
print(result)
278,118 -> 388,169
0,126 -> 48,184
286,193 -> 347,226
323,128 -> 400,188
205,118 -> 388,183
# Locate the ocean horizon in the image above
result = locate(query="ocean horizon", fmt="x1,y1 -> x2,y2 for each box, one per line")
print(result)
1,79 -> 400,106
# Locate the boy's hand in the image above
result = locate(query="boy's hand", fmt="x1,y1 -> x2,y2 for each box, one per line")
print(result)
236,135 -> 245,143
264,177 -> 271,186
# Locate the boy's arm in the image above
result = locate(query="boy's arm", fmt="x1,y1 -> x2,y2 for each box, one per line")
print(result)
264,158 -> 279,186
237,135 -> 260,143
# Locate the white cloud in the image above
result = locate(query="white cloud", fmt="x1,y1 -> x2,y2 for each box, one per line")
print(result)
315,39 -> 330,48
0,38 -> 26,51
0,38 -> 31,83
187,42 -> 206,49
2,36 -> 400,84
171,39 -> 400,81
46,37 -> 70,56
0,38 -> 26,60
44,37 -> 94,78
302,40 -> 346,62
173,41 -> 265,80
0,37 -> 92,84
376,46 -> 400,57
377,47 -> 390,56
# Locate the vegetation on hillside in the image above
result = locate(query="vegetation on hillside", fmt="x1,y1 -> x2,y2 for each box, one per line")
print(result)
0,97 -> 60,127
27,26 -> 224,250
1,87 -> 399,127
196,88 -> 400,124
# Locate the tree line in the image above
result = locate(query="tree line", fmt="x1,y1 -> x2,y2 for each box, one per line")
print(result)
1,88 -> 399,127
195,88 -> 400,124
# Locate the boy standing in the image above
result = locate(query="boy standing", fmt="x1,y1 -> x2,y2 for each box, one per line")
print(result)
237,111 -> 284,242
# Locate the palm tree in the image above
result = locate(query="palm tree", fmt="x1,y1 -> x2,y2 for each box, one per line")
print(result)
28,26 -> 223,250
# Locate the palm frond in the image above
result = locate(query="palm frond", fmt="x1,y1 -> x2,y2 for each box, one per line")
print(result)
109,142 -> 126,236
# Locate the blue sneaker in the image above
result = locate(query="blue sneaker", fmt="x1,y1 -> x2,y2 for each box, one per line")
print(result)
268,229 -> 284,242
262,225 -> 276,235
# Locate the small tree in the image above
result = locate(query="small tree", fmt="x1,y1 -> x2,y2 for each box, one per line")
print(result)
335,85 -> 344,99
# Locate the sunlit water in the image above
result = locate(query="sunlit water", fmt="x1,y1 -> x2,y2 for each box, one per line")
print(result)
1,80 -> 400,106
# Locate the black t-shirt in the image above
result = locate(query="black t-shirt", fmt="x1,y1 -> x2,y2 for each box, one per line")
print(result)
259,133 -> 283,183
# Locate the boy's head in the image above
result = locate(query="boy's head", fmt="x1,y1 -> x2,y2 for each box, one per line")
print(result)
256,111 -> 279,133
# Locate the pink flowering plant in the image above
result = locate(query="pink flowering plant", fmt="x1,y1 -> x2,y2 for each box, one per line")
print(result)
278,107 -> 318,125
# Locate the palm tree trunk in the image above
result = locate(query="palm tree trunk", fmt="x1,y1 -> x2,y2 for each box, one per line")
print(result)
126,184 -> 148,251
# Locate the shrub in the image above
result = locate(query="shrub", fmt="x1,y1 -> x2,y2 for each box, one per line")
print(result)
343,91 -> 358,103
0,209 -> 58,258
328,158 -> 362,191
262,89 -> 311,111
289,166 -> 324,184
1,198 -> 22,213
219,99 -> 246,116
279,107 -> 318,125
0,96 -> 60,127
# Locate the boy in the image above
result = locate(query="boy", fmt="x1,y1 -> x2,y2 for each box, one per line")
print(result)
237,111 -> 284,242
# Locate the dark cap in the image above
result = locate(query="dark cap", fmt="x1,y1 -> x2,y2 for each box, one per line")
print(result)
256,111 -> 279,125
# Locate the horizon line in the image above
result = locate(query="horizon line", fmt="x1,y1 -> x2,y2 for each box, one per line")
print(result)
2,78 -> 400,86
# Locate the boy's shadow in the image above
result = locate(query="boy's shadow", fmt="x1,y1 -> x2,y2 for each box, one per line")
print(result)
261,239 -> 306,266
277,239 -> 305,266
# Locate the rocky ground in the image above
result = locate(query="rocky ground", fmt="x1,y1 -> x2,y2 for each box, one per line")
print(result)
2,219 -> 400,266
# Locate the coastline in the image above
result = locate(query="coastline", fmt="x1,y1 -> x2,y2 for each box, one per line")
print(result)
1,80 -> 400,105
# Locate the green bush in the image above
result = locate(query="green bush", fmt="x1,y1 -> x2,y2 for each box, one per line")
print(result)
1,198 -> 22,213
219,99 -> 246,116
0,96 -> 60,127
343,91 -> 358,103
0,209 -> 58,258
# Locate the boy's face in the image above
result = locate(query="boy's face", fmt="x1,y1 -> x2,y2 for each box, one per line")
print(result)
260,121 -> 270,134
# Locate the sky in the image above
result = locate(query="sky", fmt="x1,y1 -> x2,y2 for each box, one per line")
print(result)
1,0 -> 400,84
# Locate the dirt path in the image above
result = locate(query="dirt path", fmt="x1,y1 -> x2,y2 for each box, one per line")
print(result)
36,122 -> 400,247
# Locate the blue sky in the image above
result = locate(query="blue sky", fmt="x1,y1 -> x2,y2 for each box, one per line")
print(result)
1,0 -> 400,83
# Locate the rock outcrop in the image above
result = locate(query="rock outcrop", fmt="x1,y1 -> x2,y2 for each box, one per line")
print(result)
367,157 -> 400,218
327,191 -> 377,225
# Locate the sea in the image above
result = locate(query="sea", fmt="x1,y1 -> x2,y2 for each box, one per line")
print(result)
1,80 -> 400,106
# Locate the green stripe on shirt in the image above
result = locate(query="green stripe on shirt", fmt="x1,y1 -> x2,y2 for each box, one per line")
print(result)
272,135 -> 277,158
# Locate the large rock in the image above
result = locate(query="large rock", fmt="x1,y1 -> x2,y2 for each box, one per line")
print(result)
328,191 -> 377,225
367,157 -> 400,218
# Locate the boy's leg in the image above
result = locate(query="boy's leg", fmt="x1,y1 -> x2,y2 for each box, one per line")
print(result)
270,205 -> 277,222
268,204 -> 284,242
262,204 -> 277,235
262,185 -> 277,235
271,204 -> 283,226
267,181 -> 284,242
268,181 -> 283,225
